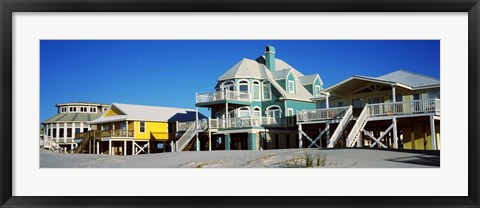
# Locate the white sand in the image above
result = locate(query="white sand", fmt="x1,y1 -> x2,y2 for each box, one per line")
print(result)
40,148 -> 439,168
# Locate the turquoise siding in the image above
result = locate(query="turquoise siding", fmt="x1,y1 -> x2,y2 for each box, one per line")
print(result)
286,100 -> 316,114
277,79 -> 286,91
286,72 -> 295,93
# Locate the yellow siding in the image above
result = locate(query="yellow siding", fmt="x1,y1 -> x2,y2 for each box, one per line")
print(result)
104,108 -> 123,117
134,121 -> 169,140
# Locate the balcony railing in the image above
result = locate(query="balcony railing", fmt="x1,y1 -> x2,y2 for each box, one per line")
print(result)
367,98 -> 440,117
196,91 -> 251,104
297,106 -> 351,123
75,129 -> 134,139
176,116 -> 290,131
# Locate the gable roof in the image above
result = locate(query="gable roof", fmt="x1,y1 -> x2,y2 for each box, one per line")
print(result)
298,74 -> 321,85
323,69 -> 439,93
89,103 -> 205,124
377,69 -> 440,89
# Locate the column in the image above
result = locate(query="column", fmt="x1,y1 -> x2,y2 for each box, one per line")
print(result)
208,130 -> 212,151
225,102 -> 229,128
196,107 -> 199,129
147,141 -> 150,154
133,141 -> 136,154
195,133 -> 200,151
326,94 -> 330,109
64,122 -> 67,143
392,117 -> 398,149
109,140 -> 112,155
80,122 -> 84,133
56,123 -> 59,143
96,141 -> 100,154
248,133 -> 257,150
225,134 -> 231,150
298,124 -> 303,148
392,85 -> 396,102
124,140 -> 127,156
430,115 -> 437,150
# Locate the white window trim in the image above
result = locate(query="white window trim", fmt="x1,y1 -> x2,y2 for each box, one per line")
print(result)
237,79 -> 250,93
253,106 -> 261,117
266,105 -> 282,118
315,85 -> 321,96
238,107 -> 251,117
288,80 -> 295,93
262,81 -> 272,101
90,107 -> 97,113
252,80 -> 261,101
221,80 -> 235,91
139,121 -> 146,133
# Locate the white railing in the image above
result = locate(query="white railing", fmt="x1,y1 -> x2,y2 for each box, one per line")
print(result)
347,106 -> 370,147
327,106 -> 353,148
44,137 -> 65,153
196,91 -> 251,103
367,98 -> 440,117
177,121 -> 195,132
297,106 -> 351,123
176,124 -> 198,151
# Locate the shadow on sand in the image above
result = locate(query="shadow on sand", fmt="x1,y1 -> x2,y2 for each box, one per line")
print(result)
385,155 -> 440,167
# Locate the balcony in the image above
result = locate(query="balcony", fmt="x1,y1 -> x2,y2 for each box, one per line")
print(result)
297,106 -> 351,123
75,129 -> 134,139
367,98 -> 440,117
297,99 -> 440,123
176,116 -> 291,132
196,91 -> 251,107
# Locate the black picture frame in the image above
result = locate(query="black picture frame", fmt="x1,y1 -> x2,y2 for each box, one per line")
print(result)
1,0 -> 479,207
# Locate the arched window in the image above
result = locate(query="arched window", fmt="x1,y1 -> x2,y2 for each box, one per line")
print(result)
221,81 -> 235,92
253,106 -> 261,118
238,79 -> 249,93
252,80 -> 260,100
262,81 -> 272,100
266,105 -> 282,118
238,107 -> 250,118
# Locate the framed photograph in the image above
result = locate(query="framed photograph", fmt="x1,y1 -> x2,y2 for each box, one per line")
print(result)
1,0 -> 479,207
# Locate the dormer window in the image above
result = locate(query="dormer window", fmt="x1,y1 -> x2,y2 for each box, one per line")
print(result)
288,80 -> 295,93
90,107 -> 97,113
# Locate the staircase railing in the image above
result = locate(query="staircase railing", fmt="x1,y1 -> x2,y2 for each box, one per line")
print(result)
327,106 -> 353,148
346,105 -> 370,147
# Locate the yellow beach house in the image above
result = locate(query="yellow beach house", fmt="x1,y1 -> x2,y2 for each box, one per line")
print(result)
75,103 -> 204,155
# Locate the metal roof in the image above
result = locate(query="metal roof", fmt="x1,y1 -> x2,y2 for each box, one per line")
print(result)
43,113 -> 101,123
89,103 -> 205,124
56,101 -> 110,106
377,70 -> 440,89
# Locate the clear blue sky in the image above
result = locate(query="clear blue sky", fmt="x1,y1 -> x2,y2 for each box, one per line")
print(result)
40,40 -> 440,122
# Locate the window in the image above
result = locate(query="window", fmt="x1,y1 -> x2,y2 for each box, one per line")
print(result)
252,81 -> 260,100
80,107 -> 88,112
103,124 -> 109,131
47,128 -> 51,136
413,94 -> 421,100
103,107 -> 108,112
59,128 -> 64,137
266,106 -> 282,118
315,85 -> 322,96
389,94 -> 403,102
52,129 -> 57,137
262,81 -> 272,100
69,107 -> 77,112
238,80 -> 249,93
288,80 -> 295,93
60,107 -> 67,113
238,107 -> 250,117
253,107 -> 261,117
222,81 -> 235,91
352,98 -> 362,109
287,108 -> 294,126
90,107 -> 97,113
338,101 -> 344,107
83,128 -> 89,133
75,128 -> 81,133
67,128 -> 72,137
139,121 -> 146,133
